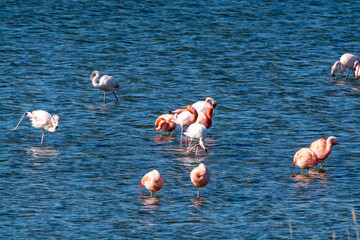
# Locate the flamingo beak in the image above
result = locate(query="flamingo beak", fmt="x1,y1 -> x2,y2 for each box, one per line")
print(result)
292,162 -> 295,166
332,74 -> 335,77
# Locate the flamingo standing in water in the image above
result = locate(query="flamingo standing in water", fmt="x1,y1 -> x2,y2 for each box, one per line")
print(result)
154,114 -> 177,134
184,123 -> 207,155
192,97 -> 217,116
139,170 -> 164,197
331,53 -> 360,80
190,163 -> 210,198
292,148 -> 319,175
195,106 -> 214,129
309,136 -> 338,169
90,70 -> 120,104
11,110 -> 59,145
170,105 -> 198,144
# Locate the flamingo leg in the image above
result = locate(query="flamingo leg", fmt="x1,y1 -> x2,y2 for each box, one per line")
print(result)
197,187 -> 200,198
180,126 -> 183,145
186,138 -> 193,153
188,143 -> 199,153
104,92 -> 106,104
320,161 -> 323,169
195,146 -> 199,156
150,191 -> 153,197
113,91 -> 118,101
301,169 -> 304,175
41,130 -> 45,145
346,69 -> 351,80
11,111 -> 28,131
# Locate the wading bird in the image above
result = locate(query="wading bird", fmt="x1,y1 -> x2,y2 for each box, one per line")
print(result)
190,163 -> 210,198
170,105 -> 198,144
154,114 -> 177,134
139,170 -> 164,197
331,53 -> 360,80
11,110 -> 59,145
90,70 -> 120,104
184,123 -> 207,155
309,136 -> 338,169
292,148 -> 319,175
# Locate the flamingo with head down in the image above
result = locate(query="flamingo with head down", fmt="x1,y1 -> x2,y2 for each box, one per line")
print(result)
331,53 -> 360,80
139,170 -> 164,197
184,123 -> 207,155
11,110 -> 59,145
154,114 -> 177,134
292,148 -> 319,175
190,163 -> 210,198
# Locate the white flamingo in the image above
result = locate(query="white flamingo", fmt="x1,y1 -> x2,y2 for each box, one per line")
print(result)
11,110 -> 59,145
184,123 -> 207,155
331,53 -> 360,80
90,70 -> 120,104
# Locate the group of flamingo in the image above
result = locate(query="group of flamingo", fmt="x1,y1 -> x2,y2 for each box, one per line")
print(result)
9,55 -> 357,195
292,52 -> 360,176
139,163 -> 210,198
141,97 -> 217,197
155,97 -> 217,155
292,136 -> 338,175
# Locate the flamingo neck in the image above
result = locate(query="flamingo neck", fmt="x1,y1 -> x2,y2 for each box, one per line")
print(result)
325,138 -> 334,156
91,73 -> 101,87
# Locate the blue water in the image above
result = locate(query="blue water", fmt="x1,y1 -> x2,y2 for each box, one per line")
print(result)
1,0 -> 360,239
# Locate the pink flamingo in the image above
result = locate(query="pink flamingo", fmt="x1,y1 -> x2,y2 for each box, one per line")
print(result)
139,170 -> 164,197
170,105 -> 198,144
331,53 -> 360,80
184,123 -> 207,155
154,114 -> 177,134
195,106 -> 214,129
292,148 -> 319,175
192,97 -> 217,116
90,70 -> 120,104
309,136 -> 338,169
11,110 -> 59,145
190,163 -> 210,198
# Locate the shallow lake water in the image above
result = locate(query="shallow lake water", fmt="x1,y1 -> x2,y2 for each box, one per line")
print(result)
1,0 -> 360,239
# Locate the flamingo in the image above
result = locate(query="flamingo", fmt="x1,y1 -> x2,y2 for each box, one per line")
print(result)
139,170 -> 164,197
192,97 -> 217,116
154,114 -> 177,134
190,163 -> 210,198
292,148 -> 319,175
331,53 -> 360,80
309,136 -> 338,169
195,106 -> 214,129
90,70 -> 120,104
184,123 -> 207,155
11,110 -> 59,145
170,105 -> 198,144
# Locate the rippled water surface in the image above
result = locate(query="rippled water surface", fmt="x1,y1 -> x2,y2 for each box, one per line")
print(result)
1,0 -> 360,239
